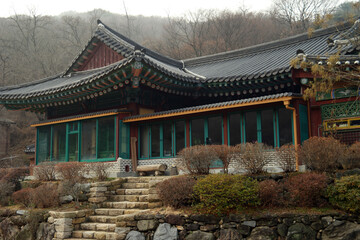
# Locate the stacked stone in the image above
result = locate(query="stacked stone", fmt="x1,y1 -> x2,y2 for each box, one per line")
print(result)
148,178 -> 166,209
119,213 -> 360,240
49,210 -> 93,240
88,179 -> 125,204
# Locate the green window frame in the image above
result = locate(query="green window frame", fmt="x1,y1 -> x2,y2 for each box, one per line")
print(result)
189,115 -> 224,146
36,116 -> 117,164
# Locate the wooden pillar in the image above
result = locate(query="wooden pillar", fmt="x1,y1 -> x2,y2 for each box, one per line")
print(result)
223,114 -> 228,145
186,120 -> 190,148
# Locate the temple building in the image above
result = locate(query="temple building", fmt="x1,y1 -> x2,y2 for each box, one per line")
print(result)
0,20 -> 359,174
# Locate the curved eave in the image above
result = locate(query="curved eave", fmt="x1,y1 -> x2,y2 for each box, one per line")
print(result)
123,93 -> 301,123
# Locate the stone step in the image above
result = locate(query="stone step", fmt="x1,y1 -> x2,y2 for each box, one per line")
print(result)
71,230 -> 120,239
94,208 -> 125,216
80,222 -> 116,231
102,201 -> 149,209
121,182 -> 149,189
88,215 -> 117,223
64,238 -> 93,240
125,177 -> 151,183
109,195 -> 149,202
116,188 -> 149,195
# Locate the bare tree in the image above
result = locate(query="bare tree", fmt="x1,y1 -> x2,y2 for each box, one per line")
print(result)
271,0 -> 337,33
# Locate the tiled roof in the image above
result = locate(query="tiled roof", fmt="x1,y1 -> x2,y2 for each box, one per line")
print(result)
123,92 -> 300,122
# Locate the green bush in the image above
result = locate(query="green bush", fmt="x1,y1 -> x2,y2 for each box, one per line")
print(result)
327,175 -> 360,213
156,176 -> 196,208
193,174 -> 260,215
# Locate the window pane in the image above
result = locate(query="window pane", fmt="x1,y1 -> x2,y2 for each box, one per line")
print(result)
52,124 -> 66,162
163,123 -> 173,157
151,125 -> 160,157
279,108 -> 293,146
208,116 -> 222,145
245,112 -> 257,143
68,133 -> 78,161
119,121 -> 129,158
140,125 -> 150,158
191,119 -> 204,145
98,117 -> 115,158
229,114 -> 241,146
82,120 -> 96,160
261,110 -> 274,147
37,127 -> 51,163
175,121 -> 185,154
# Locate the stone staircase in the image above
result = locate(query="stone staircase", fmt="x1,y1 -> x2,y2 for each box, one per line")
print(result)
64,177 -> 169,240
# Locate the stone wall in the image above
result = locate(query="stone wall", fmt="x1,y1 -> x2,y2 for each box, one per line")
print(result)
118,212 -> 360,240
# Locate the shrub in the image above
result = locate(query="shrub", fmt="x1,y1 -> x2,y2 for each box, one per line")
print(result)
32,183 -> 60,208
0,180 -> 15,206
277,144 -> 296,172
213,145 -> 234,173
193,174 -> 260,215
1,167 -> 29,183
34,162 -> 57,181
55,162 -> 86,182
177,145 -> 217,175
156,176 -> 196,208
12,188 -> 34,207
59,180 -> 86,203
327,175 -> 360,213
259,179 -> 284,207
284,172 -> 328,207
86,162 -> 109,181
233,142 -> 270,174
298,137 -> 346,172
341,142 -> 360,170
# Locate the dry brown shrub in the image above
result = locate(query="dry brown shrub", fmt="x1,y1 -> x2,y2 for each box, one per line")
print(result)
176,145 -> 217,175
212,145 -> 234,173
0,180 -> 15,206
277,144 -> 296,172
32,183 -> 60,208
298,137 -> 346,172
156,176 -> 196,208
342,142 -> 360,170
85,162 -> 109,181
233,142 -> 270,174
34,162 -> 56,181
55,162 -> 86,182
259,179 -> 284,207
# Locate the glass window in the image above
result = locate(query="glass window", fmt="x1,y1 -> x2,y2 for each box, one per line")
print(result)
175,121 -> 185,154
151,125 -> 160,157
208,116 -> 222,145
245,111 -> 257,143
278,108 -> 293,146
37,126 -> 51,163
163,123 -> 173,157
68,133 -> 79,161
229,114 -> 241,146
119,121 -> 130,158
261,110 -> 274,147
82,119 -> 97,160
191,119 -> 204,145
98,117 -> 115,158
52,124 -> 66,162
140,125 -> 150,158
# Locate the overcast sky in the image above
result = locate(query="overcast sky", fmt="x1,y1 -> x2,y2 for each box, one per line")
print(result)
1,0 -> 274,18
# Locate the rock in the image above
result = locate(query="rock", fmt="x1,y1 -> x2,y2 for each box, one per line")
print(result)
0,218 -> 20,240
137,219 -> 159,231
277,223 -> 288,237
10,215 -> 27,226
242,221 -> 256,228
16,210 -> 28,215
321,216 -> 333,227
218,229 -> 242,240
15,224 -> 32,240
126,231 -> 145,240
287,223 -> 316,240
185,231 -> 215,240
154,223 -> 178,240
36,222 -> 55,240
190,215 -> 220,224
186,224 -> 199,231
116,227 -> 131,240
165,214 -> 185,226
200,224 -> 218,232
60,195 -> 73,204
310,221 -> 323,231
248,226 -> 276,240
322,220 -> 360,240
237,225 -> 251,236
